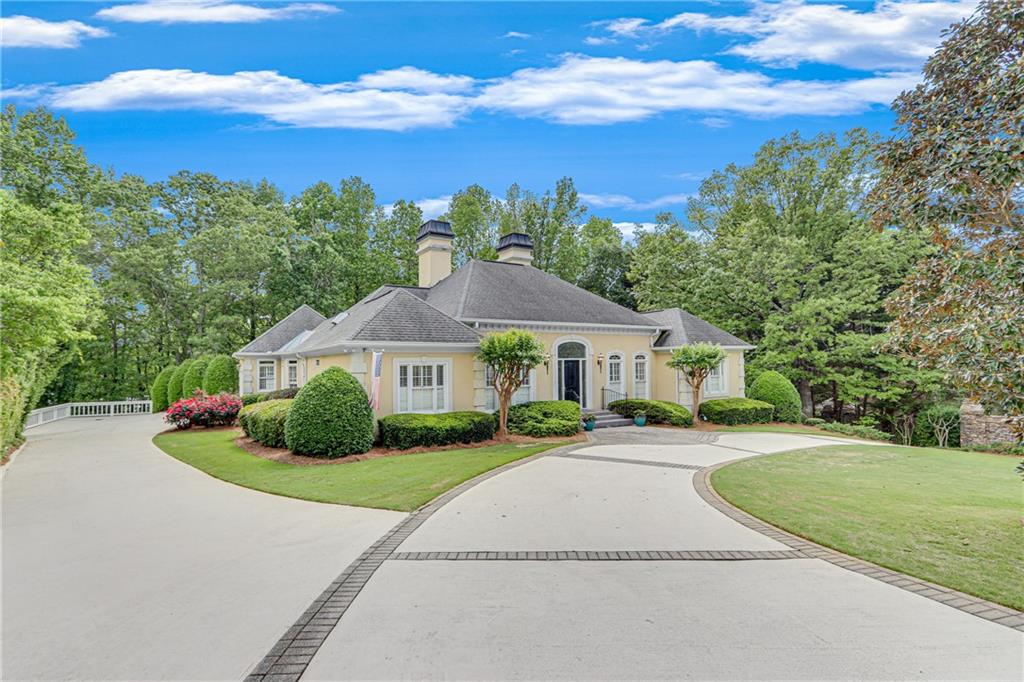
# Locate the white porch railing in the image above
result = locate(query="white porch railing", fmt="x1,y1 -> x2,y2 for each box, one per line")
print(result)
25,400 -> 152,430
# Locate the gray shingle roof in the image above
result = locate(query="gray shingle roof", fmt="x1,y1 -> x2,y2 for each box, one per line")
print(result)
295,289 -> 479,352
237,304 -> 326,353
425,260 -> 659,327
642,308 -> 753,348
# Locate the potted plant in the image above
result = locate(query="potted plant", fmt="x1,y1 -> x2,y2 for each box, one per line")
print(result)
633,411 -> 647,427
582,414 -> 596,431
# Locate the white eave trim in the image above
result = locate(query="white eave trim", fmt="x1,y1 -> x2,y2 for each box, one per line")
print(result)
653,344 -> 755,351
298,341 -> 480,357
463,318 -> 664,334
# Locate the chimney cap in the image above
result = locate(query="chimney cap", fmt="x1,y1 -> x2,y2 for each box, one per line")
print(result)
417,219 -> 454,242
497,232 -> 533,251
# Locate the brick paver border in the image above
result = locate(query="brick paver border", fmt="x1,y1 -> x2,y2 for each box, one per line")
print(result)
552,452 -> 704,470
694,461 -> 1024,633
391,549 -> 810,561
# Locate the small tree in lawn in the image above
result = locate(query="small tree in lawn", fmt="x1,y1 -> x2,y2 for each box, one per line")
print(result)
478,330 -> 545,438
667,343 -> 726,419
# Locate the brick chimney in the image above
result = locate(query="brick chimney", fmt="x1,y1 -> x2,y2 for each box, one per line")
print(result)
496,232 -> 533,266
416,220 -> 454,287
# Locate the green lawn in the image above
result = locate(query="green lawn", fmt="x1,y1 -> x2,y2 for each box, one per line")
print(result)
712,445 -> 1024,609
154,428 -> 566,511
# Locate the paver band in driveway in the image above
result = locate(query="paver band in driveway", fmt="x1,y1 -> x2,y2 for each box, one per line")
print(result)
552,451 -> 705,470
391,549 -> 811,561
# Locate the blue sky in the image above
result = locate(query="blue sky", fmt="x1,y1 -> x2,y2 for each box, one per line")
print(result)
1,1 -> 976,232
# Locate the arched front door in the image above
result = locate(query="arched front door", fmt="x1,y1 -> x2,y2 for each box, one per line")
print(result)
557,341 -> 587,408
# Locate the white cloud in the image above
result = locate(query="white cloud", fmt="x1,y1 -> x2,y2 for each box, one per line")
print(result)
6,55 -> 917,130
477,55 -> 917,124
21,69 -> 470,131
0,15 -> 110,48
355,67 -> 475,94
583,36 -> 616,46
581,191 -> 692,211
700,116 -> 730,128
596,0 -> 977,70
96,1 -> 339,24
502,31 -> 531,39
612,221 -> 656,239
413,195 -> 452,219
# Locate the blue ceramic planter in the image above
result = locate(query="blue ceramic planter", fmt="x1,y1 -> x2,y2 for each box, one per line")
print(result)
634,416 -> 647,426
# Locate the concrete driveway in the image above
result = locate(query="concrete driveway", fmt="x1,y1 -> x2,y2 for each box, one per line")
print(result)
2,416 -> 403,681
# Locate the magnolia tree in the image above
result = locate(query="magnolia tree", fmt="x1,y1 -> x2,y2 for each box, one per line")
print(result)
477,329 -> 545,438
667,343 -> 726,418
871,0 -> 1024,441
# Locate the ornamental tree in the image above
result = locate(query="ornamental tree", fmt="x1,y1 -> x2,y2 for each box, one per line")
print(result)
870,0 -> 1024,441
667,343 -> 726,419
477,330 -> 545,438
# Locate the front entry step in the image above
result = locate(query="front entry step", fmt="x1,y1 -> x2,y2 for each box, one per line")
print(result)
585,409 -> 633,429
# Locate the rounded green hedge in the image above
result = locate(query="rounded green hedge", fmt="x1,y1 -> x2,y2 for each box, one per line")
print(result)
608,399 -> 693,427
150,366 -> 175,412
699,397 -> 774,425
182,357 -> 210,399
747,370 -> 802,423
240,399 -> 292,448
166,360 -> 193,405
202,354 -> 238,395
379,411 -> 496,450
285,367 -> 373,457
506,400 -> 580,437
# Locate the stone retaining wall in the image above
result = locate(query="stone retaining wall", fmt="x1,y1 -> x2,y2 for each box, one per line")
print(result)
959,402 -> 1017,446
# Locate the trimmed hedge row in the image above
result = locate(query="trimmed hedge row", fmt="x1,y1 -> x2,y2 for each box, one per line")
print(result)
285,367 -> 373,457
747,370 -> 802,423
239,399 -> 292,448
150,366 -> 175,412
182,356 -> 210,399
699,397 -> 774,425
379,411 -> 496,450
608,399 -> 693,427
819,421 -> 892,442
166,360 -> 193,405
202,354 -> 237,395
506,400 -> 581,437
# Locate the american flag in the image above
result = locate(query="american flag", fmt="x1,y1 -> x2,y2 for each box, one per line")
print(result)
368,351 -> 383,410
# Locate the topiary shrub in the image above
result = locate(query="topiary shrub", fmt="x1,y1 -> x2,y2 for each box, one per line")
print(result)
747,370 -> 802,423
202,354 -> 238,395
699,397 -> 774,425
608,399 -> 693,427
182,356 -> 210,399
241,393 -> 262,406
912,404 -> 961,448
505,400 -> 580,437
166,360 -> 193,405
819,421 -> 892,442
379,411 -> 496,450
285,367 -> 373,457
239,399 -> 292,448
150,366 -> 175,412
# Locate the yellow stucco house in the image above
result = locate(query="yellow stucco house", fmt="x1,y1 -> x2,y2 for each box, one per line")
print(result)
234,220 -> 752,419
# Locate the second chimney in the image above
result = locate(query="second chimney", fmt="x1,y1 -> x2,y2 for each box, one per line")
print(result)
496,232 -> 533,266
416,220 -> 454,287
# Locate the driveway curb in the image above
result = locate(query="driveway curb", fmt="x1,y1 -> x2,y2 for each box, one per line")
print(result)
0,439 -> 28,481
694,459 -> 1024,632
243,439 -> 592,682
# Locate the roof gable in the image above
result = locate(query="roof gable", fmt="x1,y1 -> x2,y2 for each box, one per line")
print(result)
237,304 -> 326,354
642,308 -> 753,348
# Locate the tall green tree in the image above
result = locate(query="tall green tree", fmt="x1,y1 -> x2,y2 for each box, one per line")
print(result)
871,0 -> 1024,440
576,216 -> 634,308
446,184 -> 499,265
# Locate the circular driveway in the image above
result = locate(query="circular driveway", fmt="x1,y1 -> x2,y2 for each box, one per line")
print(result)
4,420 -> 1022,681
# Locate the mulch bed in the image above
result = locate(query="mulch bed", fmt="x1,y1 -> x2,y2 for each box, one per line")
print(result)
234,430 -> 587,467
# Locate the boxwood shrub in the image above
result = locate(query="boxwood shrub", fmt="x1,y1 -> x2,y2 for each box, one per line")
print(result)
819,421 -> 893,442
505,400 -> 580,437
239,399 -> 292,448
747,370 -> 802,423
259,386 -> 301,402
202,354 -> 238,395
150,366 -> 175,412
241,393 -> 262,406
182,356 -> 210,399
804,417 -> 826,426
608,399 -> 693,427
285,367 -> 373,457
699,397 -> 774,425
379,411 -> 496,450
166,360 -> 193,405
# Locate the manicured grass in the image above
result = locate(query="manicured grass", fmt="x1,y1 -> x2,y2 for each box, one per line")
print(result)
711,424 -> 834,435
154,428 -> 566,512
712,445 -> 1024,609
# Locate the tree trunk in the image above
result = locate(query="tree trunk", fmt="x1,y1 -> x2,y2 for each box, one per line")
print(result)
797,379 -> 813,419
692,382 -> 702,421
497,393 -> 511,439
832,381 -> 843,423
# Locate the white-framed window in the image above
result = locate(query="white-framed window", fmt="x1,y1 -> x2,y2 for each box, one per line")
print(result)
396,360 -> 450,413
287,360 -> 299,388
257,360 -> 276,392
485,366 -> 533,412
704,359 -> 727,396
633,353 -> 649,399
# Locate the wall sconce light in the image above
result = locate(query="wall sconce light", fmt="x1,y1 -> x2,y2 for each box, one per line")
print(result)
542,352 -> 551,373
597,353 -> 605,371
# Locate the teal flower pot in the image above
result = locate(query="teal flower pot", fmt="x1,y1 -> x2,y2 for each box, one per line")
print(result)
583,420 -> 595,432
634,415 -> 647,426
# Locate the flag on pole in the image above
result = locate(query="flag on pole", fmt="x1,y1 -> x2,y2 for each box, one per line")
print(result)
368,351 -> 383,410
